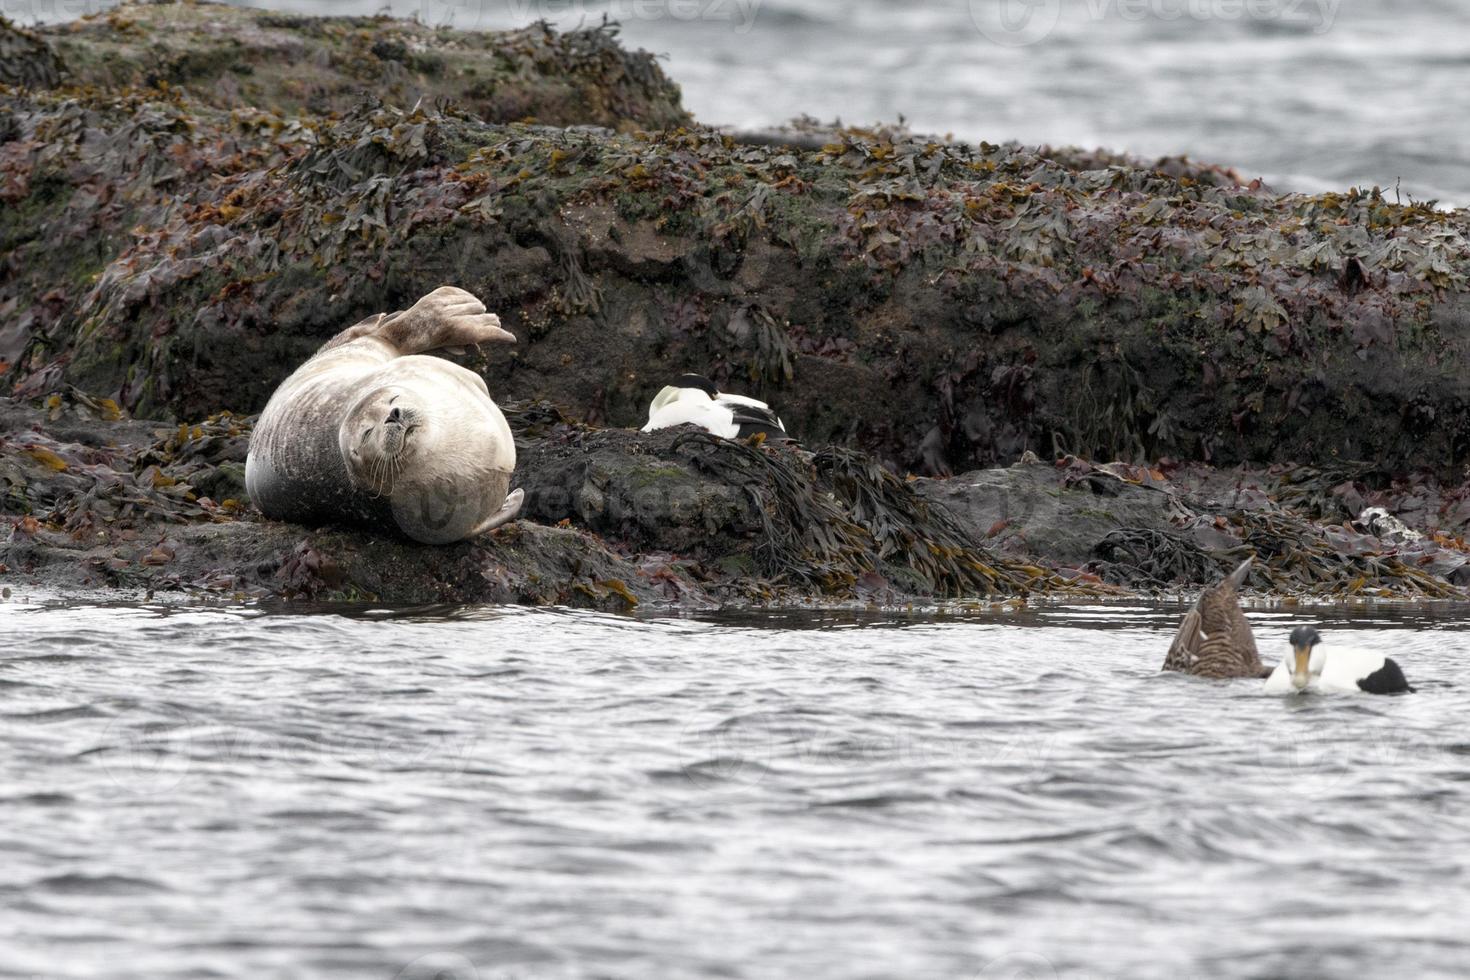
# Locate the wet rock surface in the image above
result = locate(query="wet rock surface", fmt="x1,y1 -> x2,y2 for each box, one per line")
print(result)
922,456 -> 1470,598
3,1 -> 1470,606
6,394 -> 1469,605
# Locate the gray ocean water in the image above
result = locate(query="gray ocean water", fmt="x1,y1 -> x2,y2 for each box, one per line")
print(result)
12,0 -> 1469,204
2,596 -> 1469,979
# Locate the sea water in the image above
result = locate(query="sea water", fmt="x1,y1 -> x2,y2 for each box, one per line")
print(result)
2,597 -> 1467,978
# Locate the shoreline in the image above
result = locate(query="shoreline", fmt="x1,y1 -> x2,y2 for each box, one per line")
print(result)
7,392 -> 1468,607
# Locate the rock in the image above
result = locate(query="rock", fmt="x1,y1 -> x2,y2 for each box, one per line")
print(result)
6,3 -> 1470,606
5,69 -> 1469,475
36,2 -> 689,130
918,462 -> 1171,567
4,393 -> 1469,603
0,17 -> 62,89
0,395 -> 1106,605
918,454 -> 1469,596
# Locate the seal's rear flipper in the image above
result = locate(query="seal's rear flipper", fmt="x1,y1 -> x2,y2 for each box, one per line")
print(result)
471,488 -> 524,537
319,312 -> 388,352
378,286 -> 516,355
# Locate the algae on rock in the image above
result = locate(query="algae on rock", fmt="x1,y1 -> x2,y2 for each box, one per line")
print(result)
10,86 -> 1470,477
37,2 -> 689,130
0,16 -> 63,89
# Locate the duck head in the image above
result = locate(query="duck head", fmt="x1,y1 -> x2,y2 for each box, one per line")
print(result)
647,374 -> 720,419
1288,624 -> 1322,690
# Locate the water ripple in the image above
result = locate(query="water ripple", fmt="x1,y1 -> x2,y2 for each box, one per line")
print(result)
2,595 -> 1469,977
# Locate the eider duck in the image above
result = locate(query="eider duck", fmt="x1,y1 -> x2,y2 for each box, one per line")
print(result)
1263,625 -> 1414,695
1162,557 -> 1270,679
641,374 -> 788,440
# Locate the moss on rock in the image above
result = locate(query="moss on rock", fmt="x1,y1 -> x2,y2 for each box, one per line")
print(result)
0,17 -> 62,90
39,1 -> 688,130
9,88 -> 1469,477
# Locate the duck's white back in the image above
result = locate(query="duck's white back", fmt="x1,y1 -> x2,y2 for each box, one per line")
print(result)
1314,645 -> 1390,693
642,389 -> 738,437
1263,645 -> 1389,695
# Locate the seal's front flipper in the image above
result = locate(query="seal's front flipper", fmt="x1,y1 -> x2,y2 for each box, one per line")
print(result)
379,286 -> 516,354
471,488 -> 524,537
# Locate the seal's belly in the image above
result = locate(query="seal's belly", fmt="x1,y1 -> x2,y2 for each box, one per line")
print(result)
246,357 -> 393,528
244,440 -> 392,528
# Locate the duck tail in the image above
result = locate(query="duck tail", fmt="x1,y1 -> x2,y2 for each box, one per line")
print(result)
1224,555 -> 1253,590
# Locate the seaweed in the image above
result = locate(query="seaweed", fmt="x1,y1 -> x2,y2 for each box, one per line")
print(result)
40,4 -> 688,130
0,16 -> 63,90
9,74 -> 1466,475
814,444 -> 1073,596
670,432 -> 1106,598
672,431 -> 873,591
1232,508 -> 1460,599
1093,527 -> 1228,588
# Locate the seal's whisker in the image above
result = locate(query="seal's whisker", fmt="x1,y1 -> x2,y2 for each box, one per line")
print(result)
370,454 -> 388,499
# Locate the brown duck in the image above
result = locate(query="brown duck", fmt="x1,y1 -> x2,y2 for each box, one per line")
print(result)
1162,557 -> 1270,679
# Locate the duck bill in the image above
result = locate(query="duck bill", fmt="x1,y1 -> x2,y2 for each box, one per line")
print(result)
1291,645 -> 1312,689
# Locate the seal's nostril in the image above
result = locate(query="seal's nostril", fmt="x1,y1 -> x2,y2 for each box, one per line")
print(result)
386,407 -> 402,424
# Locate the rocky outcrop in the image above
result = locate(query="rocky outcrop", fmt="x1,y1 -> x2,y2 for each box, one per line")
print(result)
5,78 -> 1469,478
4,1 -> 1470,606
33,3 -> 689,130
0,17 -> 63,90
0,394 -> 1102,605
5,394 -> 1467,604
920,456 -> 1470,597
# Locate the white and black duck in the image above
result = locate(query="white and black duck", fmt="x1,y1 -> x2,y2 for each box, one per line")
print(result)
641,374 -> 788,440
1263,625 -> 1415,695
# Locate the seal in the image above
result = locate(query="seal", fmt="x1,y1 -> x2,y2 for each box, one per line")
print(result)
245,286 -> 525,544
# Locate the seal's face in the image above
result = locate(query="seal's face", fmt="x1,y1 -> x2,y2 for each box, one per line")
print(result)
335,372 -> 515,543
340,386 -> 425,497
